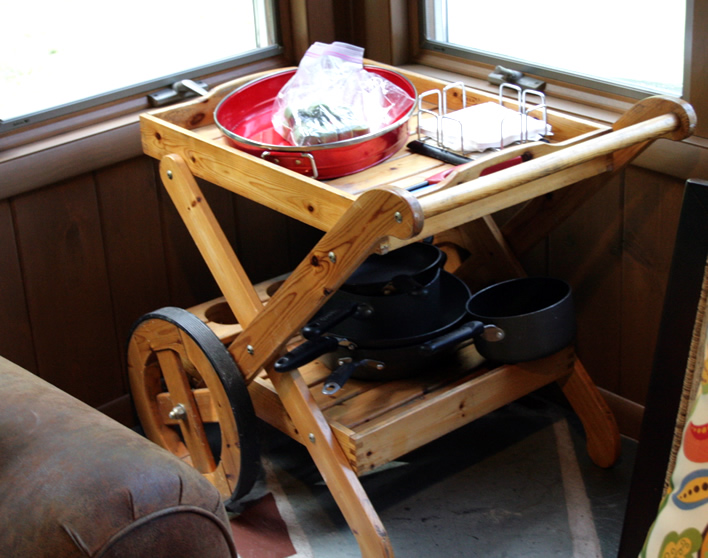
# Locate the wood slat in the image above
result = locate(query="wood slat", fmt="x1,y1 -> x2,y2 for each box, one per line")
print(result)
324,368 -> 473,430
141,115 -> 354,233
620,166 -> 684,402
326,144 -> 445,196
12,174 -> 124,407
158,167 -> 227,308
548,172 -> 624,394
157,348 -> 216,473
95,156 -> 171,379
346,348 -> 576,473
0,200 -> 36,371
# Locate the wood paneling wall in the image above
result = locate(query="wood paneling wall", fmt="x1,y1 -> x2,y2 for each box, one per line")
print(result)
0,154 -> 686,428
0,156 -> 321,423
540,167 -> 685,408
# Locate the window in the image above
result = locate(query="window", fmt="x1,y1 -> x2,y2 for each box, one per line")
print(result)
1,0 -> 279,132
421,0 -> 686,98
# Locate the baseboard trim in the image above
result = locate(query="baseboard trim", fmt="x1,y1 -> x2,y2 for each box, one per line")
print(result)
599,388 -> 645,441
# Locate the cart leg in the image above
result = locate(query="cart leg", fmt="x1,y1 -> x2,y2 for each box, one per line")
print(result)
557,360 -> 621,468
436,217 -> 621,467
269,369 -> 395,558
159,153 -> 399,555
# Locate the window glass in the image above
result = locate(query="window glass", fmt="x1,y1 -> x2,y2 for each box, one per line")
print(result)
423,0 -> 686,97
1,0 -> 277,128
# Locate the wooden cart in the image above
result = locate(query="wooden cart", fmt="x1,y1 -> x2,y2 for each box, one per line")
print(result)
127,62 -> 696,557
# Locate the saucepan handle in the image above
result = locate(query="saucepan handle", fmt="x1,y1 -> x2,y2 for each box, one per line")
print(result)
274,335 -> 340,372
302,302 -> 365,339
419,320 -> 486,355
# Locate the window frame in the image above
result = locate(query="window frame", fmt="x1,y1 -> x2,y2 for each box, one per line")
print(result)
0,46 -> 283,135
416,0 -> 685,101
0,0 -> 286,148
0,0 -> 305,198
410,0 -> 706,139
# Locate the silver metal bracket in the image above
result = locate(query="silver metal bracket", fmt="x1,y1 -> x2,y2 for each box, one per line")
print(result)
148,79 -> 210,107
488,65 -> 546,92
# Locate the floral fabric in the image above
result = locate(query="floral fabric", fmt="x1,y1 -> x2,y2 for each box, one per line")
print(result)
641,343 -> 708,557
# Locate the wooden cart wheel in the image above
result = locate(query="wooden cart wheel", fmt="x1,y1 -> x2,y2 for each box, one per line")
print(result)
127,306 -> 260,510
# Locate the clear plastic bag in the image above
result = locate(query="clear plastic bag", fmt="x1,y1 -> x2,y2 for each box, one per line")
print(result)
271,42 -> 414,147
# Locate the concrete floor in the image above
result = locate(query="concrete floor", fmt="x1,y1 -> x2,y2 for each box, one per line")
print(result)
235,389 -> 637,558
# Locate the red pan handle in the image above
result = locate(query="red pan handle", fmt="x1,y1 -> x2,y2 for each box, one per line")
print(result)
479,155 -> 526,176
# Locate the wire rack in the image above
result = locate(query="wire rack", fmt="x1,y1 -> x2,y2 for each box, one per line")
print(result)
415,81 -> 552,156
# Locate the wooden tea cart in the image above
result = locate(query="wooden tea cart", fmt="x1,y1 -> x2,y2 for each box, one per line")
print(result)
127,61 -> 696,557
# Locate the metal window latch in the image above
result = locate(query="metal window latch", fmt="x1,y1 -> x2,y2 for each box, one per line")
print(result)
488,66 -> 546,92
148,79 -> 210,107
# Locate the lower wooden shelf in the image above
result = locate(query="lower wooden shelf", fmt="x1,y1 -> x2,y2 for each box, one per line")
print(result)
188,282 -> 576,476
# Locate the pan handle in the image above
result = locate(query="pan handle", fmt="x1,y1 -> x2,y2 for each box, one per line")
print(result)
407,140 -> 472,166
261,151 -> 318,179
302,303 -> 370,339
322,360 -> 361,395
274,335 -> 340,372
419,320 -> 486,355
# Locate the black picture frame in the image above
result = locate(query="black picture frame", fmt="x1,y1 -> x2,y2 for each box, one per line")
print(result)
619,178 -> 708,556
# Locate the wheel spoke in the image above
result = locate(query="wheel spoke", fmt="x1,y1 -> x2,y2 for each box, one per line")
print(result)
156,348 -> 216,474
128,328 -> 186,456
157,388 -> 219,423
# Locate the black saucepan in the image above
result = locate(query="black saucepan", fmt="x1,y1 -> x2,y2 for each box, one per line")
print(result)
306,267 -> 443,345
296,242 -> 448,347
420,276 -> 575,363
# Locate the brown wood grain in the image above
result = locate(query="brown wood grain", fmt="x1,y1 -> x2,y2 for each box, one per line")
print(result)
548,173 -> 624,394
620,166 -> 684,402
157,166 -> 223,308
0,200 -> 36,371
95,156 -> 171,378
12,174 -> 124,407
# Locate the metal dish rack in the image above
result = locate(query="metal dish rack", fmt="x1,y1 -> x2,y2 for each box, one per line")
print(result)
416,81 -> 552,155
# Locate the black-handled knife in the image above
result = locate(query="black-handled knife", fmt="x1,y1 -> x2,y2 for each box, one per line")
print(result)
407,140 -> 473,166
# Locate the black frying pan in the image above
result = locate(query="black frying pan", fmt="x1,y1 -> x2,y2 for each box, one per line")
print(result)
341,241 -> 445,296
274,271 -> 472,370
276,276 -> 575,395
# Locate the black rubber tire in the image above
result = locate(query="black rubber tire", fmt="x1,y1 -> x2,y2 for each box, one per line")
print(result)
127,306 -> 260,509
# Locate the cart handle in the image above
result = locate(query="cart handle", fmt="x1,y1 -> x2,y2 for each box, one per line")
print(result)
419,98 -> 696,219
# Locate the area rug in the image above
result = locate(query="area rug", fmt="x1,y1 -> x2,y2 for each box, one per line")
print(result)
228,393 -> 636,558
